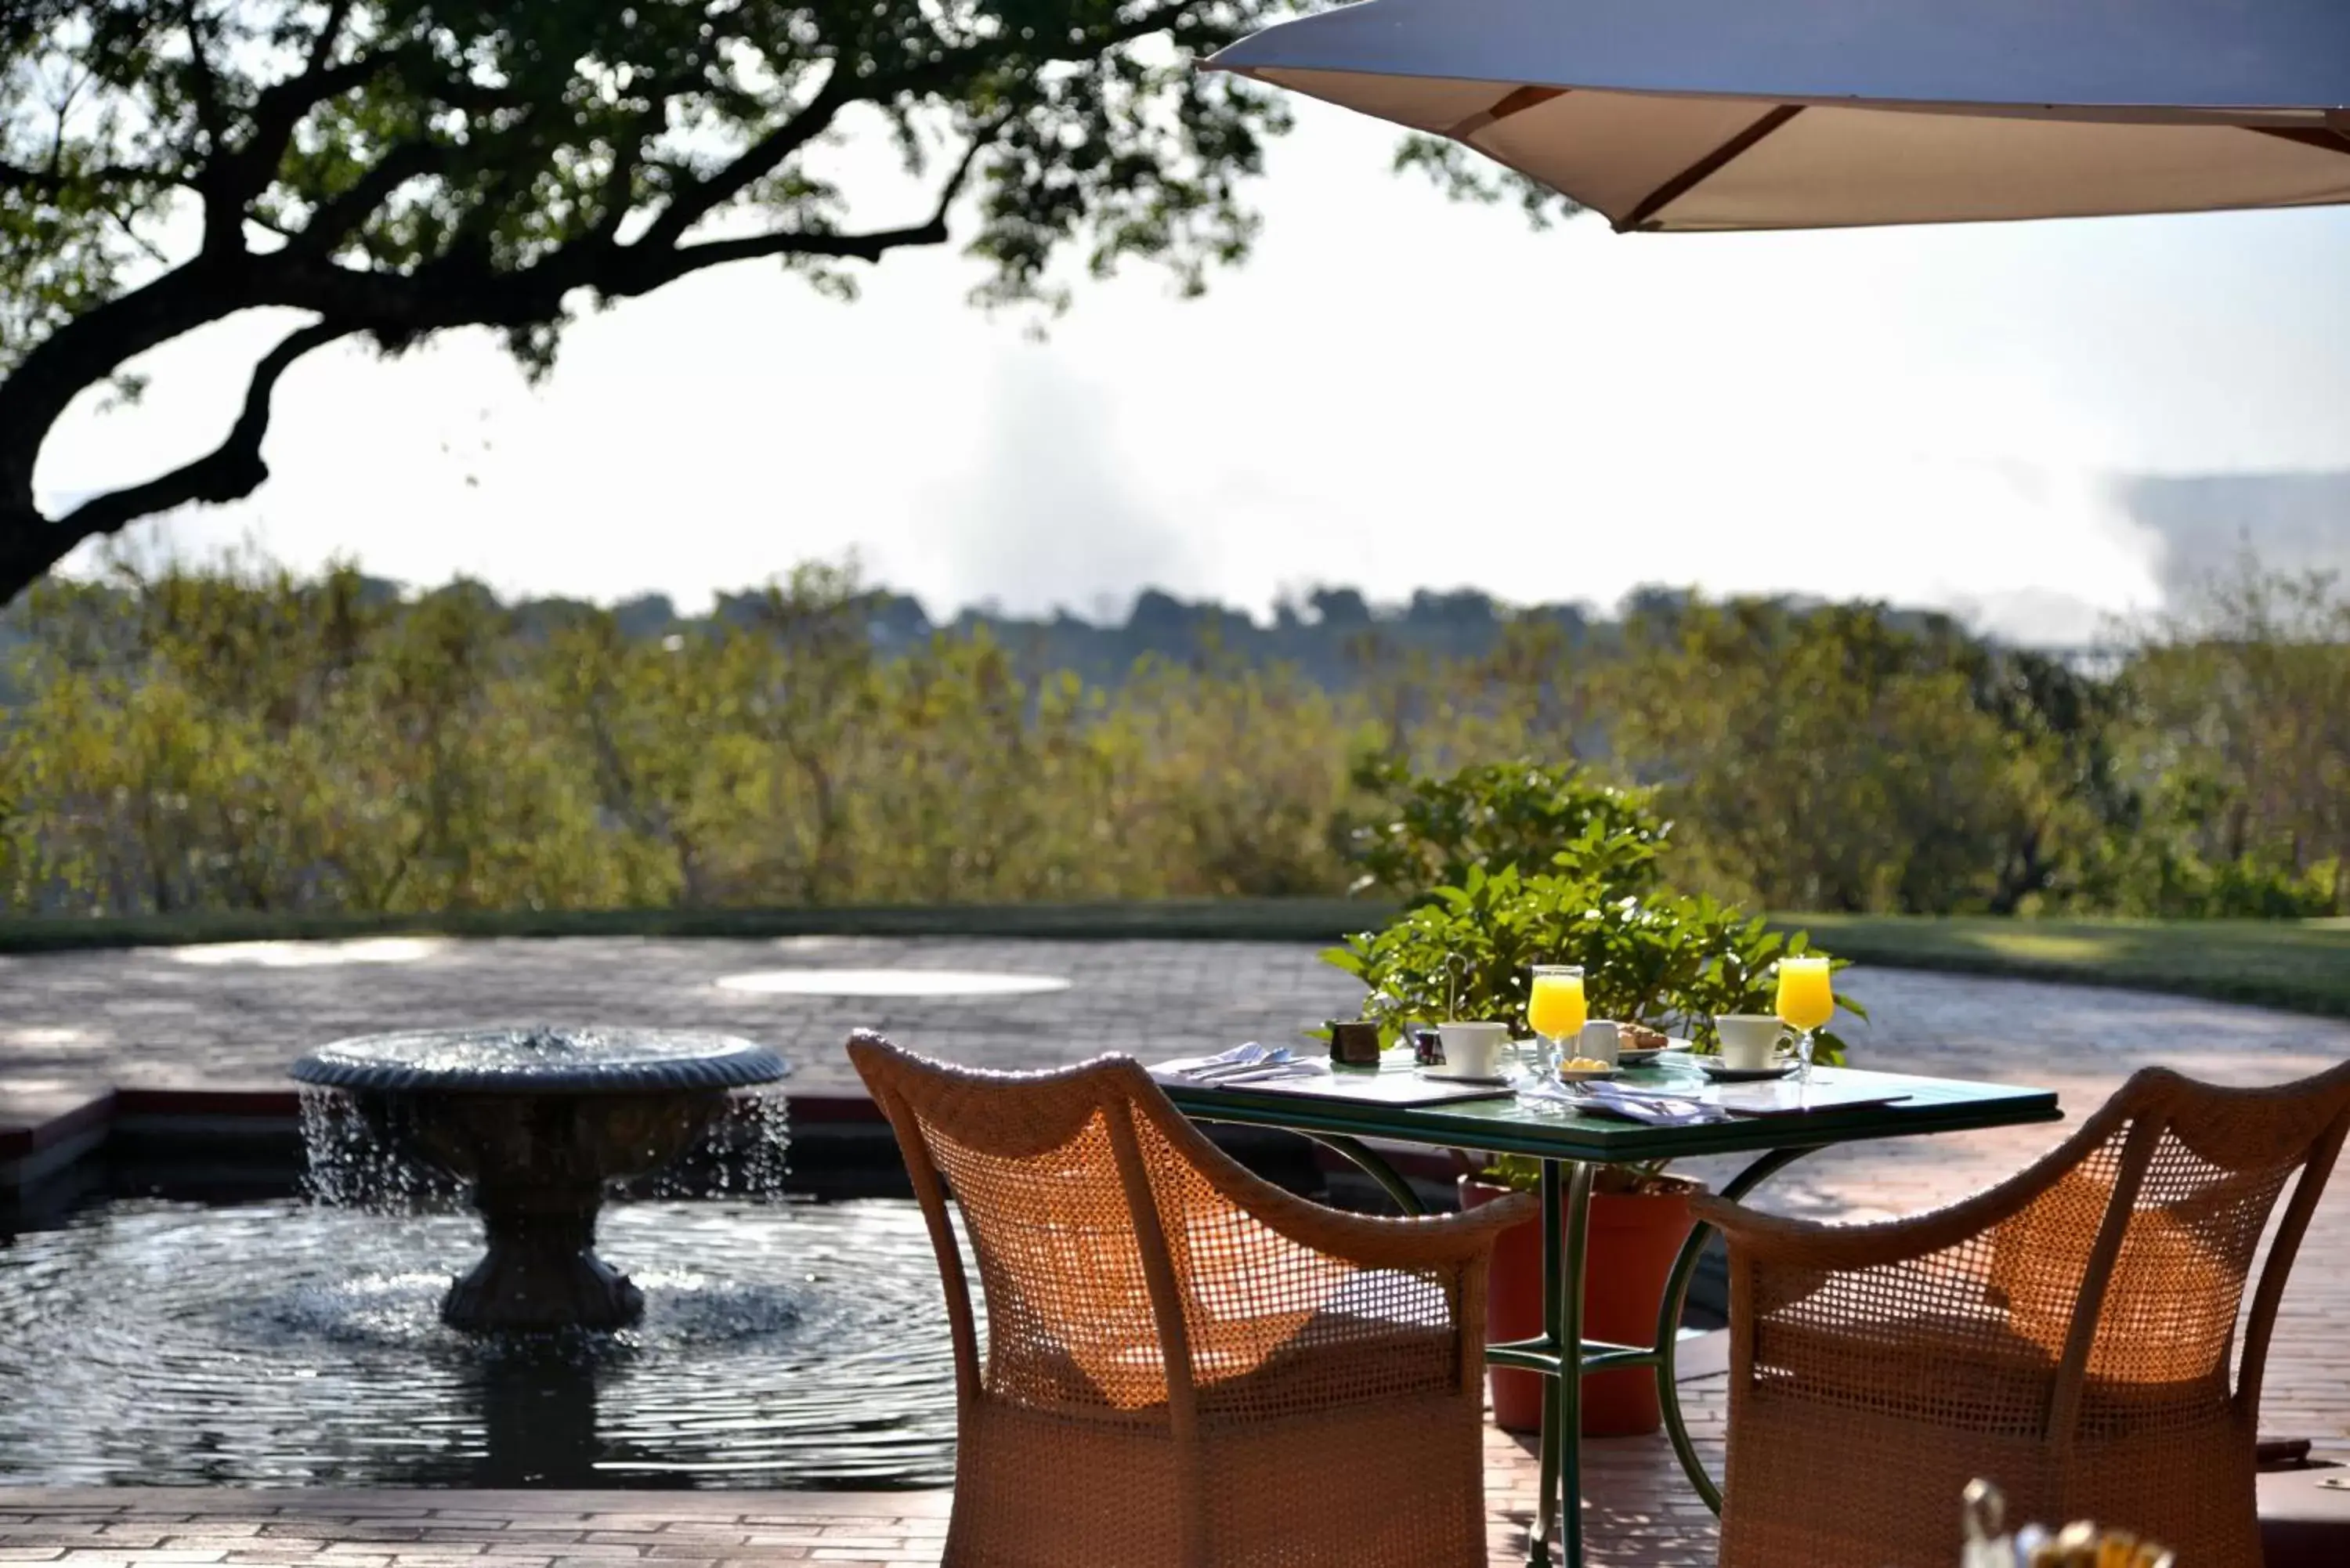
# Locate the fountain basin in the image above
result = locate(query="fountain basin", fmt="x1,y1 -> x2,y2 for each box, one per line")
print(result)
291,1028 -> 788,1332
0,1194 -> 961,1489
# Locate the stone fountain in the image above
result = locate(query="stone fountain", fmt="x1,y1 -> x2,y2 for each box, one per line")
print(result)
291,1028 -> 788,1332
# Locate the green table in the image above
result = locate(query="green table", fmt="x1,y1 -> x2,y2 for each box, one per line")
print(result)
1162,1061 -> 2061,1568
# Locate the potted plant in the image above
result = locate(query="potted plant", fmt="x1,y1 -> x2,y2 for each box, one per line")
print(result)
1455,1151 -> 1697,1436
1325,759 -> 1860,1435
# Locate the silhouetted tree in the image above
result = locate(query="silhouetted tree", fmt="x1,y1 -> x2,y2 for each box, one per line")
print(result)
0,0 -> 1302,602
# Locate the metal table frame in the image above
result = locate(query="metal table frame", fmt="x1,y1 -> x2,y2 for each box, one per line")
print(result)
1165,1066 -> 2061,1568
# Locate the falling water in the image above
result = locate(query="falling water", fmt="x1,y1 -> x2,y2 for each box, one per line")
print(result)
634,1090 -> 794,1201
298,1086 -> 462,1212
296,1086 -> 793,1209
0,1028 -> 943,1488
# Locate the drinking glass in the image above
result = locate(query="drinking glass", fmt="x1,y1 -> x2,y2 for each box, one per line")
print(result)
1526,964 -> 1587,1083
1774,956 -> 1835,1082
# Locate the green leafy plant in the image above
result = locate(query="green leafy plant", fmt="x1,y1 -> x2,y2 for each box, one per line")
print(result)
1342,755 -> 1671,901
1474,1151 -> 1693,1197
1324,864 -> 1860,1055
1324,761 -> 1863,1194
1329,886 -> 1860,1193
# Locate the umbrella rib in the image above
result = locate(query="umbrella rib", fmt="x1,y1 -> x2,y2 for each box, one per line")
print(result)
1445,85 -> 1567,141
2249,125 -> 2350,158
1617,103 -> 1806,233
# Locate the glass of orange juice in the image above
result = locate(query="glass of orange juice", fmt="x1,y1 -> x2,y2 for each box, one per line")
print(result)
1774,956 -> 1836,1082
1527,964 -> 1587,1083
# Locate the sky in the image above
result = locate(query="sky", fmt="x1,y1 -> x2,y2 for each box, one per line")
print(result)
31,93 -> 2350,645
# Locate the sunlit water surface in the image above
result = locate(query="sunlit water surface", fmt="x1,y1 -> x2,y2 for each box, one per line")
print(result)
0,1198 -> 960,1488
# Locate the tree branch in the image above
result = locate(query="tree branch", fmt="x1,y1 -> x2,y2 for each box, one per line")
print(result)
638,69 -> 848,251
885,0 -> 1198,103
0,157 -> 156,195
639,1 -> 1191,255
0,262 -> 232,515
635,122 -> 1000,284
99,200 -> 173,266
57,318 -> 356,540
254,117 -> 1004,349
289,139 -> 445,254
659,218 -> 945,272
177,2 -> 249,255
210,49 -> 424,230
306,0 -> 357,76
589,89 -> 701,244
247,54 -> 412,158
177,2 -> 230,154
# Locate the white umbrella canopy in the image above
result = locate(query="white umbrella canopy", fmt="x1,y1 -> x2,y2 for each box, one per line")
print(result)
1206,0 -> 2350,231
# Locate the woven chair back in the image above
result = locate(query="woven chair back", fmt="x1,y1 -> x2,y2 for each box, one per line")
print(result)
847,1032 -> 1473,1431
2005,1063 -> 2350,1440
848,1033 -> 1186,1418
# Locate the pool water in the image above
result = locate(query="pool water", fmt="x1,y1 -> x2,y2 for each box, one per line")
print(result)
0,1196 -> 961,1489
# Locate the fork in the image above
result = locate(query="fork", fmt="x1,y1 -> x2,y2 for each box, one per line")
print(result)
1188,1048 -> 1294,1081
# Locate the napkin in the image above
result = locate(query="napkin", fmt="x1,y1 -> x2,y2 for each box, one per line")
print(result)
1152,1044 -> 1332,1086
1553,1082 -> 1733,1127
1158,1042 -> 1276,1075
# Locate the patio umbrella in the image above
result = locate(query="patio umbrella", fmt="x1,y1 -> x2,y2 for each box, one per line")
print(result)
1205,0 -> 2350,231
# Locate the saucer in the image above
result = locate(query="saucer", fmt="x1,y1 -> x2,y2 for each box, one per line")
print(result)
1700,1060 -> 1795,1082
1554,1065 -> 1623,1084
1622,1035 -> 1702,1066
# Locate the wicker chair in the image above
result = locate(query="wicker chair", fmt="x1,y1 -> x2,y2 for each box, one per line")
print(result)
1693,1061 -> 2350,1568
848,1031 -> 1537,1568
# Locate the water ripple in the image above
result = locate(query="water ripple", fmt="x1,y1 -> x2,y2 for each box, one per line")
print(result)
0,1198 -> 960,1489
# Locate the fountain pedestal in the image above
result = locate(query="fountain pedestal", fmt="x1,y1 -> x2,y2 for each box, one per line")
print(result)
446,1183 -> 642,1332
293,1030 -> 789,1333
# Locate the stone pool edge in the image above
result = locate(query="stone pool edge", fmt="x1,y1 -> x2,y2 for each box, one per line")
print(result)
3,1084 -> 1478,1200
4,1078 -> 1700,1311
1,1086 -> 901,1190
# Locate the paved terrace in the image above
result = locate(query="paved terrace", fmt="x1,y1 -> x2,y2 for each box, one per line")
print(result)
3,935 -> 2349,1564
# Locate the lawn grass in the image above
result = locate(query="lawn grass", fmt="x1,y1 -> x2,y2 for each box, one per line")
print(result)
1777,913 -> 2350,1021
0,898 -> 1397,955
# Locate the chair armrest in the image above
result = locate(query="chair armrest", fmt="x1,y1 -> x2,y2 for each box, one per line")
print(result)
1691,1194 -> 1959,1273
1124,1067 -> 1540,1272
1234,1180 -> 1541,1274
1688,1098 -> 2129,1273
1691,1179 -> 2031,1274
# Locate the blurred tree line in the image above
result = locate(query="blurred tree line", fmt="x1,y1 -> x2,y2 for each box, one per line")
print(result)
1,552 -> 2342,921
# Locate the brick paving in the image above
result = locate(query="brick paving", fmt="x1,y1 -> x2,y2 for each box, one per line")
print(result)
0,1406 -> 1725,1568
0,935 -> 1363,1100
4,935 -> 2350,1564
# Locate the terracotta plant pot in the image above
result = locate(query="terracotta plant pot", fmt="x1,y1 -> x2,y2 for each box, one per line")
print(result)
1462,1175 -> 1697,1437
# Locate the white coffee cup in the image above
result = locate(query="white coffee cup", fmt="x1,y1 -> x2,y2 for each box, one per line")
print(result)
1433,1021 -> 1511,1079
1576,1020 -> 1621,1068
1714,1015 -> 1785,1071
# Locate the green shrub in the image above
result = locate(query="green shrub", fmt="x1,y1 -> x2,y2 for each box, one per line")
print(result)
1324,862 -> 1856,1058
1324,757 -> 1868,1194
4,552 -> 2345,925
1325,760 -> 1858,1067
1340,755 -> 1668,901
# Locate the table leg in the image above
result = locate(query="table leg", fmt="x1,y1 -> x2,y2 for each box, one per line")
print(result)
1173,1118 -> 1429,1216
1300,1132 -> 1426,1216
1529,1158 -> 1595,1568
1652,1145 -> 1817,1514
